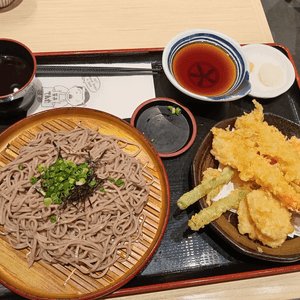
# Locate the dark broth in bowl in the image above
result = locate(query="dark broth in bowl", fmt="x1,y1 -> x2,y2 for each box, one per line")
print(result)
172,43 -> 237,96
0,55 -> 33,96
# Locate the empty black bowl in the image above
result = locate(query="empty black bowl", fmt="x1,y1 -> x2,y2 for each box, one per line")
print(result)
131,97 -> 197,157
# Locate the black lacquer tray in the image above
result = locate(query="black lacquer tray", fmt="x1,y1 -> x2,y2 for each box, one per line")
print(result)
1,44 -> 300,299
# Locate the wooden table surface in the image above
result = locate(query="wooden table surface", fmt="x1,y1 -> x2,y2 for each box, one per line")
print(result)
0,0 -> 273,53
2,1 -> 299,300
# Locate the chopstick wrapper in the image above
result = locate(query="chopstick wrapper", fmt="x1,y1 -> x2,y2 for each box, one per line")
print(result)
27,63 -> 156,119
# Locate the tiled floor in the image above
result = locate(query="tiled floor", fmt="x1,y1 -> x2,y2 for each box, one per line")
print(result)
262,0 -> 300,73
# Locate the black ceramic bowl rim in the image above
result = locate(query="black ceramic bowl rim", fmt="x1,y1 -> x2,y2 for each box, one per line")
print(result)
0,38 -> 37,101
130,97 -> 197,158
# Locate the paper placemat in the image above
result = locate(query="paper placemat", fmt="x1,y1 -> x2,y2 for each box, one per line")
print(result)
28,63 -> 156,119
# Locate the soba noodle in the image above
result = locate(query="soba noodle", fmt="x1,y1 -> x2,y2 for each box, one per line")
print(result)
0,126 -> 150,278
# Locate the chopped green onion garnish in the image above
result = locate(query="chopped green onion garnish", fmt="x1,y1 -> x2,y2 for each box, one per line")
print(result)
175,107 -> 181,115
76,178 -> 86,185
88,180 -> 98,187
50,215 -> 57,223
151,138 -> 155,143
30,177 -> 38,184
64,168 -> 72,174
18,165 -> 24,170
60,163 -> 66,171
38,164 -> 45,172
51,193 -> 59,202
44,198 -> 52,206
168,105 -> 176,114
82,167 -> 89,174
58,176 -> 65,183
115,179 -> 124,187
57,183 -> 64,191
109,177 -> 115,182
69,178 -> 75,184
64,190 -> 70,197
49,171 -> 55,178
31,156 -> 106,207
67,161 -> 76,168
56,158 -> 63,165
100,187 -> 106,194
168,105 -> 181,115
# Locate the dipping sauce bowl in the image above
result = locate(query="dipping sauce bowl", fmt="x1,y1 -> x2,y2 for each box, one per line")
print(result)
162,29 -> 251,102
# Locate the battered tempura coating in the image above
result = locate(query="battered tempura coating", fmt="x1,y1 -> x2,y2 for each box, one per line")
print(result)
178,100 -> 300,249
237,197 -> 287,248
237,189 -> 293,248
202,168 -> 224,206
235,101 -> 300,184
246,189 -> 294,241
211,100 -> 300,213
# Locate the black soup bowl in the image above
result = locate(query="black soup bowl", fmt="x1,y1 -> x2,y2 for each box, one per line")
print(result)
0,39 -> 39,115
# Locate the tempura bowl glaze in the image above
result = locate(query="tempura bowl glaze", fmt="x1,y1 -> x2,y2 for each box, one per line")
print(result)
162,29 -> 251,102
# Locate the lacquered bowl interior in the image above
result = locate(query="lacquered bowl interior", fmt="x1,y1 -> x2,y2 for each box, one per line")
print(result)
131,97 -> 197,158
191,114 -> 300,262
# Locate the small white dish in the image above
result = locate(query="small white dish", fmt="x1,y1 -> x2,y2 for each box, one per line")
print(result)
242,44 -> 295,98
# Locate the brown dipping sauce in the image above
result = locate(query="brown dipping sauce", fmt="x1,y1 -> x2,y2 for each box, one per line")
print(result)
0,55 -> 33,96
172,43 -> 237,97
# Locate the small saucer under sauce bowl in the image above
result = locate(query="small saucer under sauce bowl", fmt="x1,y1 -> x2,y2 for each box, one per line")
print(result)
131,97 -> 197,158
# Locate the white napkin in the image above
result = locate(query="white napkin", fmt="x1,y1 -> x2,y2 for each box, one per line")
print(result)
28,63 -> 156,119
